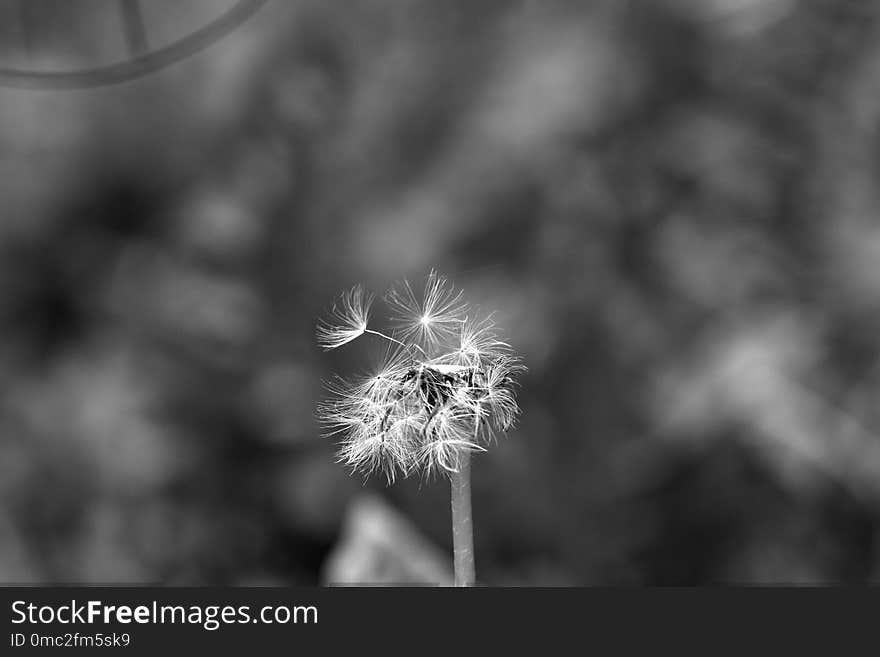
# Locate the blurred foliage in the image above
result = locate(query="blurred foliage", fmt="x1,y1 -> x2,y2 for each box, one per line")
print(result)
1,0 -> 880,584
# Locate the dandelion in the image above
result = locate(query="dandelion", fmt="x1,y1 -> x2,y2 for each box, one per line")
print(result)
316,271 -> 525,586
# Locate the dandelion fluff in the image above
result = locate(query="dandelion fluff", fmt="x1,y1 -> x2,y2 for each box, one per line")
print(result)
316,272 -> 524,482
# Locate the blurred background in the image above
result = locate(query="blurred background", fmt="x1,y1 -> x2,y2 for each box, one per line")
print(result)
1,0 -> 880,585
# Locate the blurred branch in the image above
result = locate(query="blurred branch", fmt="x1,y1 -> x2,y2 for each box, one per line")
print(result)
0,0 -> 269,89
119,0 -> 149,56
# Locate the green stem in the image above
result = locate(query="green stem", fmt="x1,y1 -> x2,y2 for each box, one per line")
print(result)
450,450 -> 475,586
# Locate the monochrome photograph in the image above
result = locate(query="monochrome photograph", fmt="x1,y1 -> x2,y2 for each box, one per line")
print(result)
1,0 -> 879,593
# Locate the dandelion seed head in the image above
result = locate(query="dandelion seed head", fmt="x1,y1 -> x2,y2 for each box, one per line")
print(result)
316,272 -> 525,483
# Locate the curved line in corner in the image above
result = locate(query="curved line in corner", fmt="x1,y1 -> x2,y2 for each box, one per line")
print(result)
0,0 -> 270,90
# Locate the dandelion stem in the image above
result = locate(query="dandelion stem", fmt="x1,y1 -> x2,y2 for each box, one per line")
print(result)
450,450 -> 475,587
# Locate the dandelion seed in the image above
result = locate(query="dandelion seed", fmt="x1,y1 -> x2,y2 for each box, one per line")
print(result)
316,285 -> 373,350
434,315 -> 511,368
386,270 -> 468,348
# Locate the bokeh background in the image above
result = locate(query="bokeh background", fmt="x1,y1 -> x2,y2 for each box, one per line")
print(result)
2,0 -> 880,585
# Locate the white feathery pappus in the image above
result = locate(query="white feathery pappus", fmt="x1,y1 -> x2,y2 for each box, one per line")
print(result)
316,271 -> 524,483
